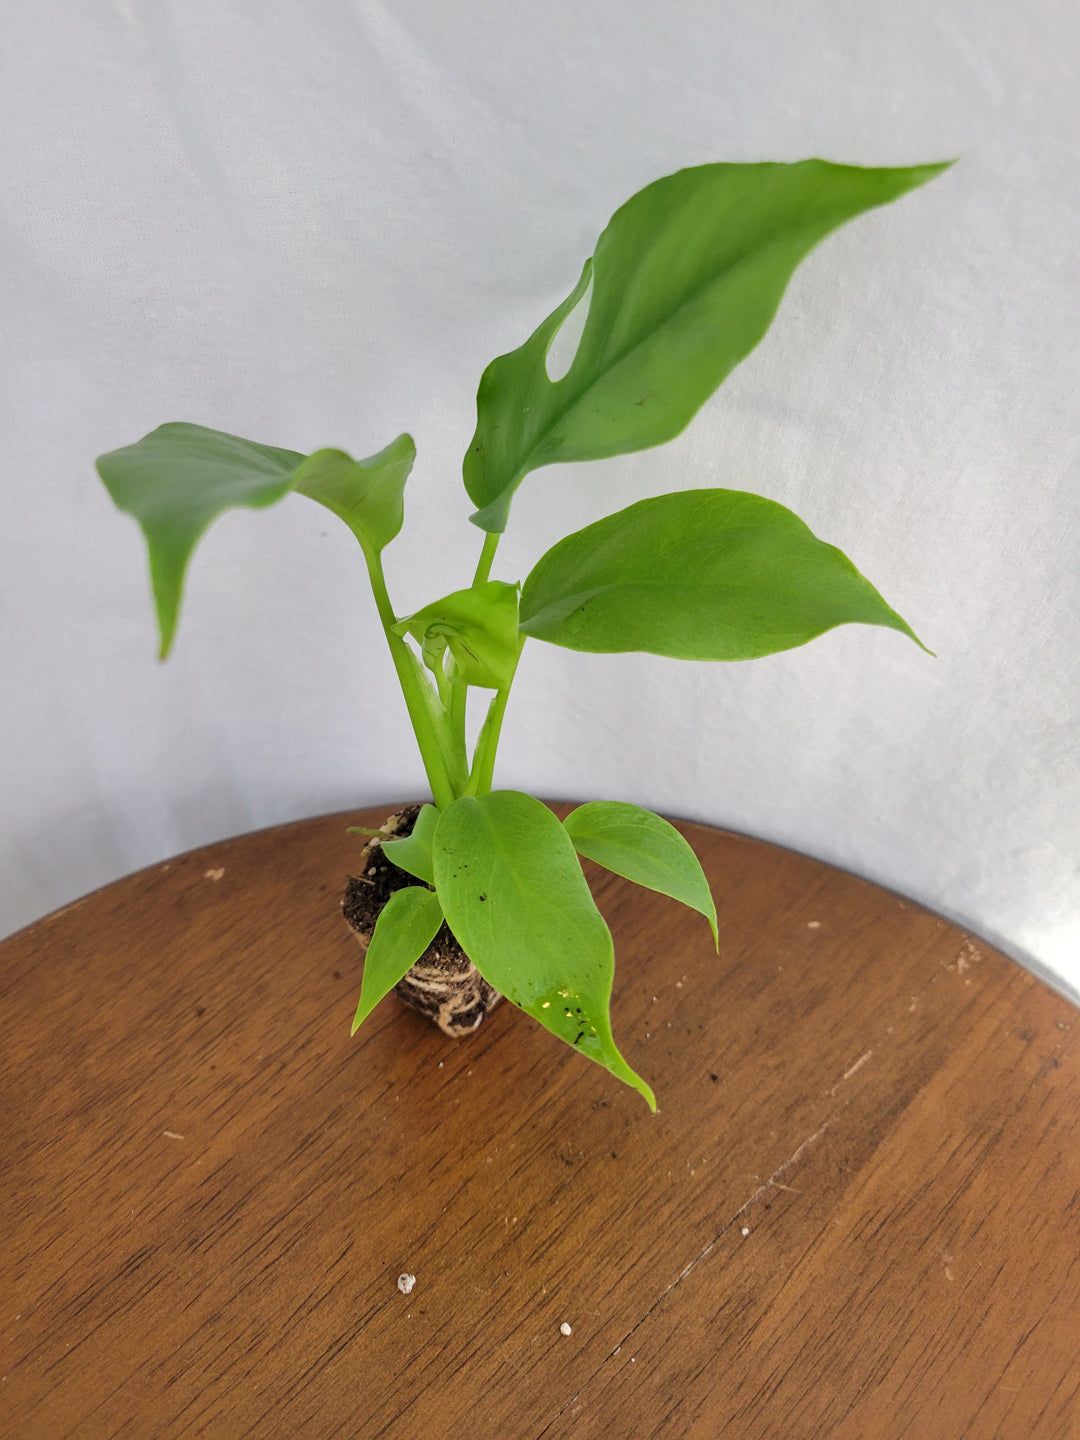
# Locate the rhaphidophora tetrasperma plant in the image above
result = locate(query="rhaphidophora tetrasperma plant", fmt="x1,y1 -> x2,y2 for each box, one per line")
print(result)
97,159 -> 947,1108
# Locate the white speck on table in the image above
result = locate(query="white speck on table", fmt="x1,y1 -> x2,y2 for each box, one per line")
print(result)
397,1273 -> 416,1295
560,1322 -> 572,1336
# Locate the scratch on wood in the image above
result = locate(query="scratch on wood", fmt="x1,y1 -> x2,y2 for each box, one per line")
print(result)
535,1116 -> 836,1436
843,1050 -> 874,1082
162,1131 -> 185,1141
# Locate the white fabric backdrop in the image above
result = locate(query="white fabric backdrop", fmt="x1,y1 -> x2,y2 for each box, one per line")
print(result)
2,0 -> 1077,998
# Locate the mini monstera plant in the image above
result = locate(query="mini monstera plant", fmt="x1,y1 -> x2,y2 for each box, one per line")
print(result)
97,158 -> 947,1109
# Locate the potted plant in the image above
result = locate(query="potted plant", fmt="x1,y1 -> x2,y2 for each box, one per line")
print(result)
96,157 -> 946,1110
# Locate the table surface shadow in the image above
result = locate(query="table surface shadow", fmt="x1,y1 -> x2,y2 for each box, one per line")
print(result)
1,805 -> 1077,1440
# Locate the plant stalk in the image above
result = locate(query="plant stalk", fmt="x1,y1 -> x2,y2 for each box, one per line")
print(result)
472,530 -> 501,586
465,684 -> 511,796
364,551 -> 457,810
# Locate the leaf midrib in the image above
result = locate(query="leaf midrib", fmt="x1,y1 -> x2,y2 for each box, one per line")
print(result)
521,567 -> 822,629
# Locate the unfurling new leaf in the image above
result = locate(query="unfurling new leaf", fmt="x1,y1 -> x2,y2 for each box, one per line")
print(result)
394,582 -> 523,690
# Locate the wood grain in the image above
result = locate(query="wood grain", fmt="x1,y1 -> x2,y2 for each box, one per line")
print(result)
1,807 -> 1076,1439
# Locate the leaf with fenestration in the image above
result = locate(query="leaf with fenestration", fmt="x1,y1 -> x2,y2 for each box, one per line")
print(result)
381,804 -> 440,886
464,159 -> 949,531
351,885 -> 445,1034
564,802 -> 718,947
519,489 -> 927,659
394,582 -> 523,689
95,422 -> 415,656
432,791 -> 655,1109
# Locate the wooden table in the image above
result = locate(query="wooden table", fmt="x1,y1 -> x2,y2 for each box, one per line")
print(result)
2,807 -> 1077,1439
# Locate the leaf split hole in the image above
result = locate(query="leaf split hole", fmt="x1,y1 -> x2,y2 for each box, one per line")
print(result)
545,273 -> 593,383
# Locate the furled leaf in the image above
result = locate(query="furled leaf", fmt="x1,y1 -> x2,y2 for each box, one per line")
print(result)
395,640 -> 470,796
564,802 -> 718,946
519,489 -> 926,659
394,582 -> 523,690
381,803 -> 440,886
464,159 -> 949,531
351,885 -> 445,1034
432,791 -> 655,1109
95,422 -> 415,656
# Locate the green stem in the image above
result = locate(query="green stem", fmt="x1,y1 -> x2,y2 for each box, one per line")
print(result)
472,530 -> 501,586
465,685 -> 511,797
448,673 -> 468,757
364,551 -> 457,810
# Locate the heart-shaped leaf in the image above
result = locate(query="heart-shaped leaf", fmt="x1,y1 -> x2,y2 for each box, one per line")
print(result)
395,582 -> 523,690
96,422 -> 415,656
432,791 -> 655,1109
351,884 -> 445,1033
464,159 -> 949,532
564,802 -> 717,946
519,489 -> 926,659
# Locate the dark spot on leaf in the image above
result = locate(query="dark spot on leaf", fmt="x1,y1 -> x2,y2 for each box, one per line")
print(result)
634,397 -> 645,406
574,1031 -> 584,1045
478,893 -> 487,902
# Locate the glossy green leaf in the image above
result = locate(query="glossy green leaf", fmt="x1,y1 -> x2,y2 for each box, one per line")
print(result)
432,791 -> 655,1109
519,489 -> 925,659
95,422 -> 415,656
564,802 -> 718,946
97,423 -> 303,657
464,159 -> 949,531
292,434 -> 415,563
394,582 -> 523,690
351,885 -> 444,1034
381,803 -> 440,886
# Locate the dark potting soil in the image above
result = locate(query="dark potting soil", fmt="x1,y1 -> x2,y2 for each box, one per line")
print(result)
342,805 -> 501,1037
